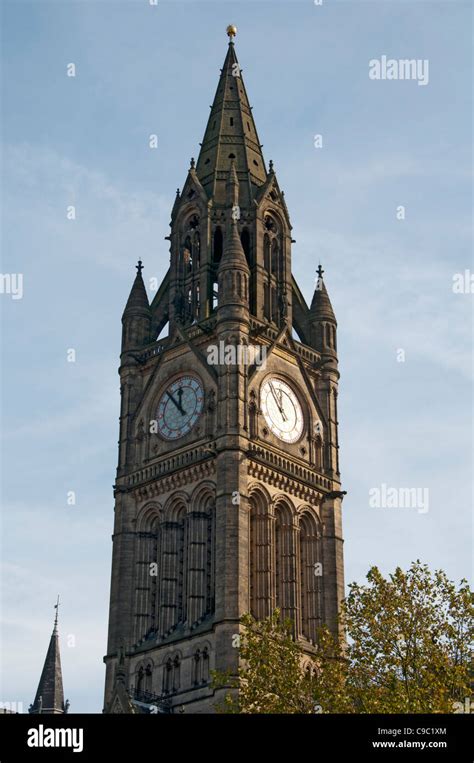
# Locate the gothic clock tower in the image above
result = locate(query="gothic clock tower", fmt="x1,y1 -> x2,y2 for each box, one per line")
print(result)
104,26 -> 345,714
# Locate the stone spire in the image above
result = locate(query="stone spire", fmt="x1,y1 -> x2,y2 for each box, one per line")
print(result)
309,265 -> 337,355
29,598 -> 68,714
195,27 -> 267,206
216,163 -> 249,324
122,260 -> 151,351
310,265 -> 336,321
122,260 -> 150,318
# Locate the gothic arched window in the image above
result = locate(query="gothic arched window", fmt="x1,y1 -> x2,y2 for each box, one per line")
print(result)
192,650 -> 201,686
274,503 -> 297,627
160,505 -> 187,635
202,647 -> 210,683
264,234 -> 271,272
184,236 -> 192,272
271,239 -> 278,276
299,513 -> 322,643
249,490 -> 273,620
136,666 -> 144,694
193,231 -> 200,269
326,323 -> 332,347
162,654 -> 180,694
187,496 -> 215,626
134,511 -> 160,643
191,646 -> 210,686
163,658 -> 173,694
173,656 -> 181,691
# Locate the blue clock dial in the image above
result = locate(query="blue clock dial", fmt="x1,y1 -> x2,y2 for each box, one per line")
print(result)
157,375 -> 204,440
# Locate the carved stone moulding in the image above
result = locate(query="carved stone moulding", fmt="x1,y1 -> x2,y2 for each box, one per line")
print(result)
134,460 -> 216,501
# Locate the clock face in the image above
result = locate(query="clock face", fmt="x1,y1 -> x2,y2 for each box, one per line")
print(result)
260,378 -> 304,443
157,375 -> 204,440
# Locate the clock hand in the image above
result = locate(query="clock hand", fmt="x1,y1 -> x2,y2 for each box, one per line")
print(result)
166,389 -> 186,416
269,382 -> 287,422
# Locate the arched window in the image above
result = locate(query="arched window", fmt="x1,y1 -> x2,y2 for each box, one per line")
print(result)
187,498 -> 215,626
206,506 -> 215,615
192,650 -> 201,685
162,654 -> 180,694
144,662 -> 153,694
160,506 -> 187,635
299,513 -> 322,643
249,490 -> 273,619
236,271 -> 243,298
202,647 -> 210,683
264,234 -> 271,272
184,236 -> 192,272
274,503 -> 297,627
163,658 -> 173,694
136,666 -> 144,694
271,239 -> 278,276
173,656 -> 181,691
195,285 -> 200,317
134,512 -> 160,643
136,662 -> 153,699
326,323 -> 332,347
192,231 -> 200,269
191,648 -> 209,686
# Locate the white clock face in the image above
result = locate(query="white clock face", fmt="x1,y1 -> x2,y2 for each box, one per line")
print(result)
157,375 -> 204,440
260,378 -> 304,443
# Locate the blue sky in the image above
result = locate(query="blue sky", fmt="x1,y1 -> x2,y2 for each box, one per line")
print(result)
1,0 -> 472,712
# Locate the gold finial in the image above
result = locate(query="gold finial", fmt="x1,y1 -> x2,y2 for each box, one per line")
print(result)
226,25 -> 237,40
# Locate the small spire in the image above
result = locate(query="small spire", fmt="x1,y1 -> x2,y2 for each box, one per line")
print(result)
269,159 -> 274,173
310,264 -> 336,323
176,188 -> 180,197
53,595 -> 60,634
226,160 -> 240,210
123,260 -> 150,319
190,157 -> 195,170
226,24 -> 237,42
29,602 -> 66,714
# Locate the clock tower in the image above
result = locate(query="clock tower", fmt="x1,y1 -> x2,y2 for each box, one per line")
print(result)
103,27 -> 345,714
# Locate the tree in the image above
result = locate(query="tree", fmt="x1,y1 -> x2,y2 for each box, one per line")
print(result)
213,562 -> 473,714
342,561 -> 473,713
212,611 -> 315,713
